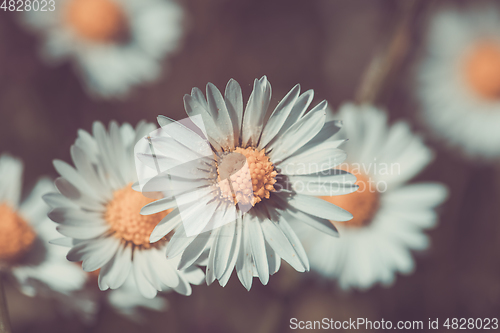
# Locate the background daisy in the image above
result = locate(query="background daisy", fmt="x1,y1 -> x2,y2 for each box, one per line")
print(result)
45,121 -> 204,299
417,5 -> 500,160
0,154 -> 86,297
299,104 -> 448,290
21,0 -> 184,98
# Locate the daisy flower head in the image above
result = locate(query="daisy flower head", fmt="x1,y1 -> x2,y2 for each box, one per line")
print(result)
44,121 -> 205,299
22,0 -> 184,98
300,104 -> 448,290
0,154 -> 86,297
417,5 -> 500,160
135,76 -> 359,290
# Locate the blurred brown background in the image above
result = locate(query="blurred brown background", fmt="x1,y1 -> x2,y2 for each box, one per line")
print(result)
1,0 -> 500,332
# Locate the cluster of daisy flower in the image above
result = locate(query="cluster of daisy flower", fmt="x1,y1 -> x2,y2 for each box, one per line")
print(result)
4,0 -> 500,329
0,75 -> 447,326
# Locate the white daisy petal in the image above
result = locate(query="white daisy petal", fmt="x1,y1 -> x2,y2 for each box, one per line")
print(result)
150,208 -> 183,242
271,89 -> 315,145
218,218 -> 242,287
278,148 -> 347,176
247,214 -> 269,285
269,100 -> 328,162
205,227 -> 220,286
140,197 -> 177,215
0,154 -> 23,207
259,84 -> 301,149
260,218 -> 305,272
284,193 -> 353,222
207,83 -> 234,149
236,220 -> 253,291
98,244 -> 133,290
133,260 -> 158,299
224,79 -> 244,144
214,222 -> 236,279
19,178 -> 54,223
178,231 -> 211,271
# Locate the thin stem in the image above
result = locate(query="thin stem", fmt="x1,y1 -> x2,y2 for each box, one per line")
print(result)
355,0 -> 425,104
0,275 -> 12,333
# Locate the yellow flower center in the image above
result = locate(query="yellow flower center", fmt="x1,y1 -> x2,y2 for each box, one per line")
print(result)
217,147 -> 277,207
320,172 -> 379,228
0,203 -> 36,264
104,185 -> 172,249
463,41 -> 500,100
65,0 -> 127,43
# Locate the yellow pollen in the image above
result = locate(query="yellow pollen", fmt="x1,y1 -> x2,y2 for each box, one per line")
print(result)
463,41 -> 500,100
65,0 -> 127,43
104,185 -> 172,249
320,171 -> 379,228
0,203 -> 36,264
217,147 -> 277,207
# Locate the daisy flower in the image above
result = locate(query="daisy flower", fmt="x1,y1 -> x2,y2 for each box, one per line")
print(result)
417,5 -> 500,159
136,77 -> 358,290
21,0 -> 184,97
0,154 -> 86,297
299,104 -> 448,290
44,121 -> 205,299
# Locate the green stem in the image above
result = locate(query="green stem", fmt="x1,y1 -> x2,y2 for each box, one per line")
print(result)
0,275 -> 12,333
355,0 -> 425,104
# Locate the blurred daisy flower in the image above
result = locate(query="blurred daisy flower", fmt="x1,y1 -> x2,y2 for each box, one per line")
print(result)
22,0 -> 184,98
0,154 -> 86,297
44,121 -> 204,299
136,77 -> 358,290
417,5 -> 500,159
57,274 -> 169,324
299,104 -> 448,290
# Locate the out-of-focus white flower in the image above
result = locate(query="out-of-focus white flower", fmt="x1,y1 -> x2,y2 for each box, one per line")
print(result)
44,121 -> 204,299
0,154 -> 86,297
417,5 -> 500,160
57,274 -> 169,324
22,0 -> 184,98
136,77 -> 358,290
299,104 -> 448,290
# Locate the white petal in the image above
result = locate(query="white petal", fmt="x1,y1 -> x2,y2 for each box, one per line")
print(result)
98,244 -> 132,290
283,193 -> 353,222
260,217 -> 305,272
132,260 -> 158,299
150,208 -> 183,242
247,214 -> 269,285
259,84 -> 300,148
241,77 -> 272,147
214,222 -> 236,279
236,218 -> 253,290
140,197 -> 177,215
0,154 -> 23,207
269,100 -> 327,162
224,79 -> 243,144
219,218 -> 242,287
178,231 -> 212,271
207,82 -> 234,149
